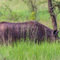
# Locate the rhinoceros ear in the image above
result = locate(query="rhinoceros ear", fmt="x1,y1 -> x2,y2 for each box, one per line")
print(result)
53,30 -> 59,35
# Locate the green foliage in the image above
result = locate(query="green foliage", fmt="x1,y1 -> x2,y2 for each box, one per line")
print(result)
29,11 -> 36,20
53,0 -> 60,14
0,0 -> 60,21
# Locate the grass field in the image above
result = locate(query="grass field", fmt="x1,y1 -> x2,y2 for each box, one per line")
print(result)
0,0 -> 60,60
0,41 -> 60,60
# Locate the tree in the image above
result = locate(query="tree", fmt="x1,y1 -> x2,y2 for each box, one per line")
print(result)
22,0 -> 37,20
53,0 -> 60,9
2,0 -> 20,21
22,0 -> 47,20
48,0 -> 57,31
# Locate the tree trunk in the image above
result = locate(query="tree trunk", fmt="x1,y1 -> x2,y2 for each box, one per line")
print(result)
48,0 -> 57,31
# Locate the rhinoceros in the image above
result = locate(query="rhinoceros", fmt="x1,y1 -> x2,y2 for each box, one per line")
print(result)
0,21 -> 59,44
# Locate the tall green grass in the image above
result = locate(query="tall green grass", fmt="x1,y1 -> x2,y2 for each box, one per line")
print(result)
0,41 -> 60,60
